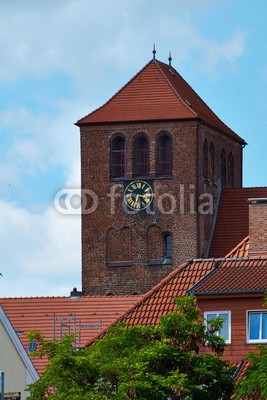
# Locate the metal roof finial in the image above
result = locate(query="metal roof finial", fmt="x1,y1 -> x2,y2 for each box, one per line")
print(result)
168,51 -> 172,66
153,44 -> 156,60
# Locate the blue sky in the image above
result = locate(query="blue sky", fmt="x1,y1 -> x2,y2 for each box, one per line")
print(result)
0,0 -> 266,297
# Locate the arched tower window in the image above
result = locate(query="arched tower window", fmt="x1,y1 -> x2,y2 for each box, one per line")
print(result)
228,152 -> 234,187
221,148 -> 226,187
133,135 -> 149,177
203,139 -> 208,180
209,142 -> 215,181
110,135 -> 126,178
163,233 -> 172,264
156,134 -> 172,177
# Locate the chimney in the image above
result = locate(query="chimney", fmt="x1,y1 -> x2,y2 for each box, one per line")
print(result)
248,198 -> 267,256
69,287 -> 83,299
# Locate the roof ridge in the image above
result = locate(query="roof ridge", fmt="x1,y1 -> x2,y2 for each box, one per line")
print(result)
155,60 -> 243,142
154,60 -> 198,117
225,186 -> 267,191
225,236 -> 249,258
0,295 -> 68,300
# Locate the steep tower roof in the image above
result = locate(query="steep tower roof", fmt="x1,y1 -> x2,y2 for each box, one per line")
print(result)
76,58 -> 245,143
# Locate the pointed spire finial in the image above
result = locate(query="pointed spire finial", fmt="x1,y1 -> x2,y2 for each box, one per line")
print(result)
152,44 -> 156,60
168,51 -> 172,66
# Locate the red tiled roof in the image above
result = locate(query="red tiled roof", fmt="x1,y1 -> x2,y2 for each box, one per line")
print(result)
234,360 -> 251,381
189,258 -> 267,295
0,295 -> 142,373
210,188 -> 267,258
225,236 -> 249,258
105,260 -> 216,328
76,59 -> 244,143
234,361 -> 261,400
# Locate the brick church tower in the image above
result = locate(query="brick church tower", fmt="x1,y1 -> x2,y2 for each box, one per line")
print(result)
76,55 -> 245,295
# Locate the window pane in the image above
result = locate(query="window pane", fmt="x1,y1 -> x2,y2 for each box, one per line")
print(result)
219,313 -> 229,341
166,234 -> 172,258
111,136 -> 126,178
250,313 -> 260,340
163,234 -> 172,264
262,313 -> 267,339
157,135 -> 172,176
134,136 -> 149,177
207,313 -> 217,322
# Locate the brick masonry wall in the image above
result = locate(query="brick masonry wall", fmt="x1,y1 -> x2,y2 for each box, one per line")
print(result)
197,126 -> 243,258
198,296 -> 266,362
80,120 -> 243,295
249,201 -> 267,254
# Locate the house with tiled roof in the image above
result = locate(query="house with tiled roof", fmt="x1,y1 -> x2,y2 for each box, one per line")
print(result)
0,305 -> 38,400
190,198 -> 267,366
0,293 -> 142,375
1,54 -> 267,397
89,198 -> 267,370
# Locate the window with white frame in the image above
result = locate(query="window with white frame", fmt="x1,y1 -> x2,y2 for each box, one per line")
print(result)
247,311 -> 267,343
204,311 -> 231,344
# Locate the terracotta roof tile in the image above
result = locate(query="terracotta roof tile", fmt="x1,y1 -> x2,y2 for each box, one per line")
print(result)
210,188 -> 267,258
190,258 -> 267,295
0,295 -> 142,373
225,236 -> 250,258
76,59 -> 244,143
115,259 -> 216,328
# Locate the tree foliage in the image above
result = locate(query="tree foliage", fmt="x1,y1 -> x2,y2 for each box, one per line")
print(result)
234,345 -> 267,400
234,295 -> 267,400
27,296 -> 234,400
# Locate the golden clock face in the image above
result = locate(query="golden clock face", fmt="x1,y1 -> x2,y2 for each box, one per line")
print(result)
124,180 -> 153,211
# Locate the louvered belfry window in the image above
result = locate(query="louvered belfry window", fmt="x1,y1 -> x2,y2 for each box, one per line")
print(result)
110,135 -> 126,178
157,134 -> 172,177
133,135 -> 149,177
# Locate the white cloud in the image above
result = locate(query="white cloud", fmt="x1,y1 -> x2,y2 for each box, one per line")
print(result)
0,0 -> 246,87
0,198 -> 81,297
203,30 -> 246,73
0,0 -> 249,297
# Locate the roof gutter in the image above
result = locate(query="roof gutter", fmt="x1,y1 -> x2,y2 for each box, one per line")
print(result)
189,289 -> 266,296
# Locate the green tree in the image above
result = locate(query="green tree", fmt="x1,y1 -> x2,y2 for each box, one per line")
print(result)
234,295 -> 267,400
27,296 -> 234,400
234,345 -> 267,399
